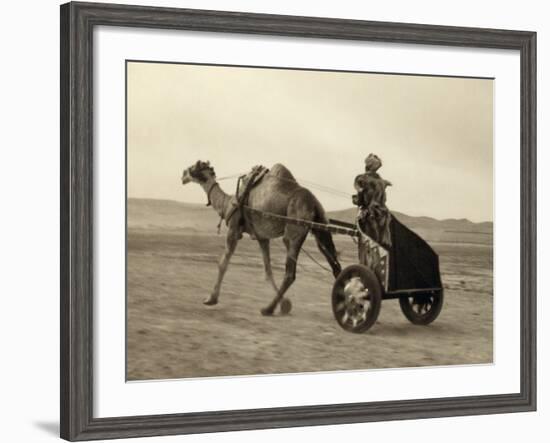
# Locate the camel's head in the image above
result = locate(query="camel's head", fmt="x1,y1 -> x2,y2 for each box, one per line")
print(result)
181,160 -> 216,185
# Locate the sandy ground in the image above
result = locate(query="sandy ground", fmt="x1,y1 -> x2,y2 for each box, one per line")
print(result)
126,228 -> 493,381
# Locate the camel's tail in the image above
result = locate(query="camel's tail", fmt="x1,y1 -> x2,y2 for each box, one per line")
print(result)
312,204 -> 342,278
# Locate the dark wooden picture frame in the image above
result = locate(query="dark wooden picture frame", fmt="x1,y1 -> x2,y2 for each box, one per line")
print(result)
60,1 -> 536,441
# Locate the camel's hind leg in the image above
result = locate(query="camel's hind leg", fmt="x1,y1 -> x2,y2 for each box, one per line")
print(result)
261,225 -> 307,316
204,229 -> 240,306
312,229 -> 342,278
258,239 -> 279,293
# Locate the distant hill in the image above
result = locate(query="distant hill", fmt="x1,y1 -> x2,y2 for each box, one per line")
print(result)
327,207 -> 492,232
326,207 -> 492,245
128,198 -> 492,245
128,198 -> 215,233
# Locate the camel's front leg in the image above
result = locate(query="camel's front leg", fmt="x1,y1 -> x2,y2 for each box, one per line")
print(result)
204,230 -> 240,306
258,239 -> 279,293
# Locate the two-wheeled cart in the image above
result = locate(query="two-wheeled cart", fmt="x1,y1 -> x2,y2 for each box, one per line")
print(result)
329,216 -> 444,333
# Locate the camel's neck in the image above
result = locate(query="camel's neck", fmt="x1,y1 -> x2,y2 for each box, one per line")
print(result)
200,179 -> 232,219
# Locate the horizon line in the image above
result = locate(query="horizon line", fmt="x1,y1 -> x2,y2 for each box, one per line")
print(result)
127,196 -> 494,225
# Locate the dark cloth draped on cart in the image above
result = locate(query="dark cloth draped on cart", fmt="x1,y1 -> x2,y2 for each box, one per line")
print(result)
387,216 -> 442,292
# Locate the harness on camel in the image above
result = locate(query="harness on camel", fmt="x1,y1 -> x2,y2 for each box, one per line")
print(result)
216,165 -> 269,235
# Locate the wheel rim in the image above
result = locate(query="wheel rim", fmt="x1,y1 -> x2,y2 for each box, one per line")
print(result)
334,273 -> 373,330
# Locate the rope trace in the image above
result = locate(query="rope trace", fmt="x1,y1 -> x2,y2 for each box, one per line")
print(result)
216,171 -> 352,200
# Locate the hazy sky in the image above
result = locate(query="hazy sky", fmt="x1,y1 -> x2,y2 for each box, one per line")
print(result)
127,62 -> 493,222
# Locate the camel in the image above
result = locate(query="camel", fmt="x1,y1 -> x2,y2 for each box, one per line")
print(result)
180,161 -> 342,315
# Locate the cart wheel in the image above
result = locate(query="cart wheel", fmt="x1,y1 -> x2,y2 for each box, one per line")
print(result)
399,290 -> 444,325
280,298 -> 292,315
332,264 -> 382,333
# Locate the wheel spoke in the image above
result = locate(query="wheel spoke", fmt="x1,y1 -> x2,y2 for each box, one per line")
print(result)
335,301 -> 346,312
342,311 -> 349,324
357,291 -> 369,306
354,309 -> 367,326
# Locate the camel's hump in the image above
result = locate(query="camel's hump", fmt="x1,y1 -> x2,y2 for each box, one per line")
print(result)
268,163 -> 296,181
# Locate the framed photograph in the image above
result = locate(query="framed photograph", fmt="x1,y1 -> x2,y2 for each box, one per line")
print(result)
60,1 -> 536,441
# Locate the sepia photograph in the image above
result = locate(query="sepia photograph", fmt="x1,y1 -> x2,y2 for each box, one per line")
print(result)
126,60 -> 494,381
